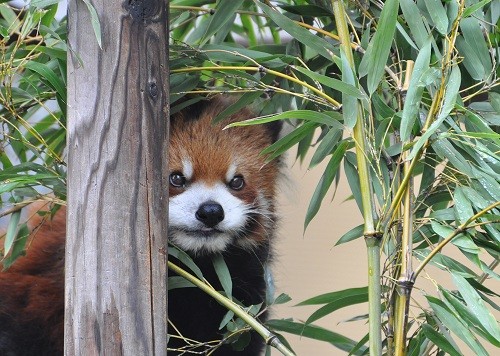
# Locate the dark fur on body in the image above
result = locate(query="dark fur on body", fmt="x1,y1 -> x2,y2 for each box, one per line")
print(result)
0,97 -> 281,355
168,244 -> 270,355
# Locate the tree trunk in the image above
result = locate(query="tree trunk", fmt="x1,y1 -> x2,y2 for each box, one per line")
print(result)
66,1 -> 169,354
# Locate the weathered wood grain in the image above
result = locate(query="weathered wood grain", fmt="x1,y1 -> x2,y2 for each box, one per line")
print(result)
66,1 -> 169,354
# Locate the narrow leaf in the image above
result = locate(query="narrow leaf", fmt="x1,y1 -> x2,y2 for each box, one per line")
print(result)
452,272 -> 500,345
421,324 -> 462,356
212,254 -> 233,299
257,2 -> 338,61
423,0 -> 449,35
201,0 -> 244,44
400,39 -> 432,141
4,210 -> 22,257
304,141 -> 348,230
358,0 -> 399,94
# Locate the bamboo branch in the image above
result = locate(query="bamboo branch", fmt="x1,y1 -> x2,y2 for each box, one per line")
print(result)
168,261 -> 296,356
412,201 -> 500,279
172,65 -> 341,109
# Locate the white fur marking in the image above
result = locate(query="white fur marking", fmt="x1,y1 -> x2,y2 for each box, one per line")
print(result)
182,158 -> 194,180
225,162 -> 238,182
169,182 -> 250,254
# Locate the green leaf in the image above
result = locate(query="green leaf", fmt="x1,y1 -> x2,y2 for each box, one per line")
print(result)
421,324 -> 461,356
400,39 -> 432,142
460,18 -> 492,78
358,0 -> 399,94
168,246 -> 204,280
257,2 -> 338,61
266,319 -> 366,355
201,0 -> 244,44
427,296 -> 488,355
167,276 -> 196,290
423,0 -> 449,35
2,224 -> 30,270
400,0 -> 429,49
297,286 -> 368,306
452,272 -> 500,345
212,254 -> 233,299
292,65 -> 365,100
335,224 -> 364,246
304,140 -> 349,230
453,187 -> 474,225
308,126 -> 342,169
463,0 -> 493,18
81,0 -> 102,49
24,61 -> 67,103
226,110 -> 343,129
4,210 -> 22,257
305,293 -> 368,324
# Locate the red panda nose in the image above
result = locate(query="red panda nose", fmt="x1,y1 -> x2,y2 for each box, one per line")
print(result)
195,201 -> 225,228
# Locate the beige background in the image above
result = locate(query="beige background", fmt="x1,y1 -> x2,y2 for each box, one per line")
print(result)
272,152 -> 498,355
273,152 -> 366,355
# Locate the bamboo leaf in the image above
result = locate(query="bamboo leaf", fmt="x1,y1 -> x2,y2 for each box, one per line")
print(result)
81,0 -> 102,49
421,324 -> 462,356
463,0 -> 493,18
305,294 -> 368,324
257,2 -> 338,61
304,140 -> 349,230
292,66 -> 365,100
453,187 -> 474,225
400,39 -> 432,142
309,127 -> 342,169
423,0 -> 449,35
1,224 -> 30,270
212,254 -> 233,299
201,0 -> 244,44
460,18 -> 492,77
168,246 -> 204,280
4,210 -> 21,257
427,296 -> 488,355
436,66 -> 461,122
335,224 -> 364,245
297,287 -> 368,306
226,110 -> 343,129
266,319 -> 366,354
400,0 -> 429,49
168,276 -> 196,290
452,272 -> 500,345
24,61 -> 67,103
358,0 -> 399,94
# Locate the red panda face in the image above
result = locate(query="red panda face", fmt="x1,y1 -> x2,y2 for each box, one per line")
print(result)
168,98 -> 281,255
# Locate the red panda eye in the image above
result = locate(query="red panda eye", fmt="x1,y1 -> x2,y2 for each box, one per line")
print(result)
169,172 -> 186,188
228,175 -> 245,190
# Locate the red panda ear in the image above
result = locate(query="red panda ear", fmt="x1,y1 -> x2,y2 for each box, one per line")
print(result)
264,120 -> 283,143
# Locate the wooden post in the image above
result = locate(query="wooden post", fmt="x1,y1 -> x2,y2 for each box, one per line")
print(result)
66,1 -> 169,355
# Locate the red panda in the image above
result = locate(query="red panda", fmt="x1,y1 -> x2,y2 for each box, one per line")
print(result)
0,97 -> 282,355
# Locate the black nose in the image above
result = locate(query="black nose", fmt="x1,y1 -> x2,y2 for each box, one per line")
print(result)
195,201 -> 224,228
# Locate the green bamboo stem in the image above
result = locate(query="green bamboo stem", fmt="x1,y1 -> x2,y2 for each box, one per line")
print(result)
331,1 -> 381,355
167,261 -> 296,356
393,157 -> 414,356
413,201 -> 500,279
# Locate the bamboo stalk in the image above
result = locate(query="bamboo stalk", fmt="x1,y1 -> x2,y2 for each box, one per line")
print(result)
393,156 -> 414,356
331,1 -> 381,355
168,261 -> 296,356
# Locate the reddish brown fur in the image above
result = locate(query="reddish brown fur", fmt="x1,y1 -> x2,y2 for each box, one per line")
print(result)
0,206 -> 66,354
